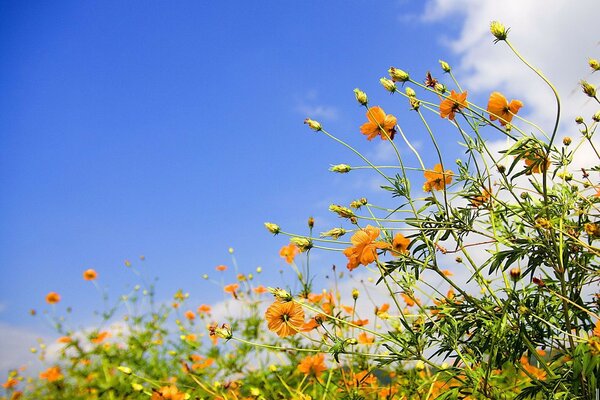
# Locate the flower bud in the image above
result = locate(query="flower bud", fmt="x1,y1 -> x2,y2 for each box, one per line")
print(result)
575,116 -> 584,124
256,266 -> 262,273
352,288 -> 359,300
268,287 -> 293,302
353,88 -> 368,106
307,216 -> 314,229
329,204 -> 356,219
304,118 -> 322,131
132,383 -> 143,391
490,21 -> 508,41
213,324 -> 233,340
118,366 -> 133,375
289,237 -> 313,252
593,111 -> 600,122
329,164 -> 352,173
388,67 -> 409,83
415,360 -> 425,371
320,228 -> 347,239
380,77 -> 397,93
439,60 -> 451,73
589,58 -> 600,72
509,267 -> 521,281
405,87 -> 416,97
580,80 -> 597,98
264,222 -> 280,235
563,137 -> 572,146
434,83 -> 446,94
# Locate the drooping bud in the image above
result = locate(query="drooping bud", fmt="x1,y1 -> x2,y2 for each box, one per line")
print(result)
575,116 -> 584,124
268,287 -> 293,302
320,228 -> 347,240
304,118 -> 322,131
388,67 -> 410,83
439,60 -> 451,73
353,88 -> 368,106
329,164 -> 352,173
264,222 -> 280,235
580,80 -> 597,98
589,58 -> 600,72
329,204 -> 356,219
593,111 -> 600,122
289,237 -> 313,252
380,77 -> 397,93
490,21 -> 508,41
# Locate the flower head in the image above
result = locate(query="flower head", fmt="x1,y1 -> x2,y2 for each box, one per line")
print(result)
297,353 -> 327,377
265,301 -> 305,337
524,151 -> 550,173
423,164 -> 453,192
223,283 -> 239,298
39,366 -> 63,382
440,90 -> 468,120
487,92 -> 523,126
46,292 -> 61,304
391,233 -> 410,255
490,21 -> 508,41
342,225 -> 389,271
83,269 -> 98,281
151,385 -> 186,400
279,244 -> 300,264
360,106 -> 397,141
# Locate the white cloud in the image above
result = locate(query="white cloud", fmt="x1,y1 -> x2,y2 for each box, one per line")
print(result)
423,0 -> 600,129
0,322 -> 50,372
294,90 -> 339,120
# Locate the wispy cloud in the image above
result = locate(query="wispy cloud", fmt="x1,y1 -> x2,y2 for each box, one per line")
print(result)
294,90 -> 339,121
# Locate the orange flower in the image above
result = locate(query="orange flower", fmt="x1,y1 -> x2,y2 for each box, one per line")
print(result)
190,355 -> 214,371
375,303 -> 390,315
39,366 -> 63,382
57,336 -> 72,344
223,283 -> 239,298
253,285 -> 268,294
300,317 -> 320,332
441,269 -> 453,277
82,269 -> 98,281
391,233 -> 410,255
357,332 -> 375,344
379,386 -> 398,398
470,188 -> 491,207
423,164 -> 453,192
45,292 -> 60,304
342,225 -> 390,271
184,310 -> 196,320
215,264 -> 227,271
297,353 -> 327,377
265,301 -> 305,337
487,92 -> 523,126
151,385 -> 186,400
197,304 -> 211,314
90,331 -> 110,344
360,106 -> 397,141
593,320 -> 600,337
354,370 -> 377,386
279,244 -> 300,264
524,151 -> 550,173
2,378 -> 18,389
352,319 -> 369,326
440,90 -> 468,120
401,293 -> 419,307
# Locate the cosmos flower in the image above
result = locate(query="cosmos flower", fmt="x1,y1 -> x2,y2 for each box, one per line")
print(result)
265,301 -> 305,338
360,106 -> 397,141
439,90 -> 468,120
487,92 -> 523,126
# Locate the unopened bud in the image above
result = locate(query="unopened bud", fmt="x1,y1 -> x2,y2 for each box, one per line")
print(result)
353,88 -> 368,106
563,137 -> 572,146
214,324 -> 233,340
118,366 -> 133,375
308,217 -> 314,229
352,288 -> 359,300
268,287 -> 293,302
490,21 -> 508,41
289,237 -> 313,252
388,67 -> 409,83
304,118 -> 322,131
329,164 -> 352,173
580,80 -> 597,98
415,360 -> 425,371
405,87 -> 416,97
589,58 -> 600,72
575,116 -> 584,124
593,111 -> 600,122
132,383 -> 143,391
434,83 -> 446,94
320,228 -> 347,240
329,204 -> 356,219
510,267 -> 521,281
439,60 -> 451,73
380,77 -> 397,93
264,222 -> 280,235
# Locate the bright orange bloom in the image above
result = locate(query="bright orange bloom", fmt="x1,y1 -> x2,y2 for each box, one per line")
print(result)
342,225 -> 390,271
423,164 -> 453,192
297,353 -> 327,377
470,188 -> 491,207
279,244 -> 300,264
357,332 -> 375,344
45,292 -> 60,304
352,319 -> 369,326
253,285 -> 268,295
39,366 -> 63,382
341,305 -> 354,314
439,90 -> 468,120
82,269 -> 97,281
90,331 -> 111,344
375,303 -> 390,315
300,317 -> 320,332
265,301 -> 305,338
223,283 -> 239,298
57,336 -> 72,344
401,293 -> 419,307
354,370 -> 377,386
379,386 -> 399,398
441,269 -> 454,277
197,304 -> 211,314
519,356 -> 547,381
151,385 -> 186,400
360,106 -> 397,141
524,151 -> 550,173
391,233 -> 410,255
184,310 -> 196,320
2,378 -> 18,389
593,320 -> 600,337
487,92 -> 523,126
215,264 -> 227,271
190,355 -> 214,370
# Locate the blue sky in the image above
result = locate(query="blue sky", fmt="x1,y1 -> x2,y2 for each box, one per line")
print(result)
1,0 -> 598,368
